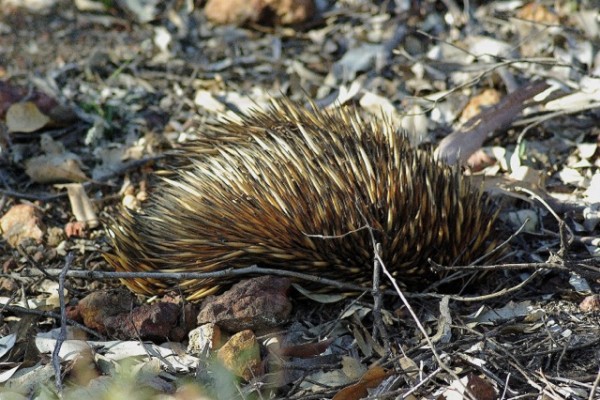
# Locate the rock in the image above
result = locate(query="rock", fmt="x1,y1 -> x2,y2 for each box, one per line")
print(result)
205,0 -> 315,26
0,204 -> 46,247
197,276 -> 292,333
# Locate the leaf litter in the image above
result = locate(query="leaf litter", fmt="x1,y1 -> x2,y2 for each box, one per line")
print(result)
0,0 -> 599,399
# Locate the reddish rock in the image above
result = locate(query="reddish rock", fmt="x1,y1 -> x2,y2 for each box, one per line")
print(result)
77,289 -> 197,341
197,276 -> 292,333
76,290 -> 136,334
106,302 -> 181,341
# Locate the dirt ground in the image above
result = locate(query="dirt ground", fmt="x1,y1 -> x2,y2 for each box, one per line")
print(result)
0,0 -> 599,399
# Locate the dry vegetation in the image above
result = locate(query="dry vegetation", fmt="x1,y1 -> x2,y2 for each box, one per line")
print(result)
0,0 -> 599,399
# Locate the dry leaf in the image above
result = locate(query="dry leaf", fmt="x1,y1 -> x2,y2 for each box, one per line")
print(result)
435,81 -> 549,165
398,356 -> 419,383
341,356 -> 366,381
517,2 -> 559,24
6,101 -> 50,133
277,338 -> 334,358
460,88 -> 501,122
25,155 -> 88,183
25,134 -> 88,183
292,283 -> 345,303
332,365 -> 388,400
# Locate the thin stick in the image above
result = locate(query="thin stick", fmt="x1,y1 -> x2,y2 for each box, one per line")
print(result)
589,367 -> 600,400
16,265 -> 372,293
52,253 -> 73,393
371,243 -> 389,350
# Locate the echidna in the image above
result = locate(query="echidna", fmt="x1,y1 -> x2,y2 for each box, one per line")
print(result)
105,99 -> 498,301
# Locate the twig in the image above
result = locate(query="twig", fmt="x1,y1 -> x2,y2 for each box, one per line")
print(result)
537,370 -> 566,400
470,216 -> 530,265
0,156 -> 163,202
1,304 -> 103,339
441,270 -> 541,303
52,253 -> 73,393
363,367 -> 443,399
431,259 -> 598,281
514,186 -> 574,254
426,217 -> 530,291
435,80 -> 550,165
16,265 -> 372,293
371,243 -> 390,351
431,261 -> 566,272
364,230 -> 478,400
590,368 -> 600,400
500,373 -> 511,400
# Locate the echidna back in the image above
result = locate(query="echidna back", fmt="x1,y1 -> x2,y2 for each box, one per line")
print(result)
106,100 -> 498,300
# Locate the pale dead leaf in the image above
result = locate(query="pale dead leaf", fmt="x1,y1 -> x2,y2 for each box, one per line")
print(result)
0,365 -> 20,384
25,134 -> 88,183
509,166 -> 546,188
3,364 -> 55,393
25,155 -> 88,183
40,132 -> 65,154
0,334 -> 16,359
584,173 -> 600,203
470,300 -> 533,324
35,337 -> 92,361
577,142 -> 597,160
503,209 -> 539,233
6,102 -> 50,133
301,370 -> 351,392
341,356 -> 366,381
583,203 -> 600,232
194,90 -> 227,113
557,167 -> 585,187
73,0 -> 105,11
292,283 -> 345,303
399,356 -> 419,382
118,0 -> 160,23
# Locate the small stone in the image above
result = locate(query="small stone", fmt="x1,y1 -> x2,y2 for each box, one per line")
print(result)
0,204 -> 46,247
197,276 -> 292,333
76,289 -> 136,334
46,226 -> 65,247
579,295 -> 600,312
217,329 -> 261,381
188,323 -> 223,354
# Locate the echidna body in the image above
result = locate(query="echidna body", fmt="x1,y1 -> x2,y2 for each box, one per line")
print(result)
106,100 -> 498,301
